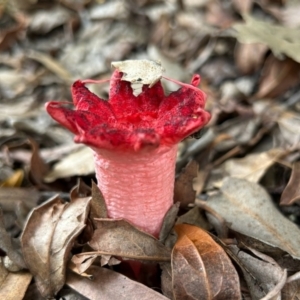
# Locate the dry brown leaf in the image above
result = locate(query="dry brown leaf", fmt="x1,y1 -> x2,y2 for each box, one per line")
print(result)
44,146 -> 95,182
23,283 -> 46,300
159,202 -> 180,243
235,42 -> 268,74
206,177 -> 300,259
28,6 -> 72,34
0,259 -> 32,300
21,191 -> 91,298
172,224 -> 241,300
90,181 -> 107,225
88,219 -> 171,262
255,55 -> 300,99
280,161 -> 300,205
71,254 -> 98,274
72,178 -> 91,198
282,278 -> 300,300
233,231 -> 285,258
277,110 -> 300,146
66,265 -> 169,300
29,139 -> 50,189
223,148 -> 285,183
89,0 -> 129,20
0,70 -> 30,100
160,262 -> 173,299
0,208 -> 26,269
174,160 -> 198,207
100,255 -> 121,267
215,117 -> 261,151
176,206 -> 211,231
229,245 -> 286,299
0,188 -> 39,212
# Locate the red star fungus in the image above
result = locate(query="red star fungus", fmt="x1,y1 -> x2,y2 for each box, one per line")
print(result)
45,60 -> 210,237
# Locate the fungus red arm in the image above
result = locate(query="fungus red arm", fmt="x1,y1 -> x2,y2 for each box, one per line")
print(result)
45,69 -> 210,237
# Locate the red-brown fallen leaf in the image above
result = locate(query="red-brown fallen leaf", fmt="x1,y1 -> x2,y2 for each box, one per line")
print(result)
280,161 -> 300,205
0,260 -> 32,300
172,224 -> 241,300
21,190 -> 91,298
66,265 -> 169,300
88,219 -> 171,262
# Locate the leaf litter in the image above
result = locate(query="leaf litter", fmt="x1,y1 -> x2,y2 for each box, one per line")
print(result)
1,0 -> 300,299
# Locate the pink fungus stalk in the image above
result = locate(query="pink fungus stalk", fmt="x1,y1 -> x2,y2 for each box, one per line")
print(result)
45,67 -> 210,237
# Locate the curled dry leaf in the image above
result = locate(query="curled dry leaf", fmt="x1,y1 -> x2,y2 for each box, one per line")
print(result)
172,224 -> 241,300
223,148 -> 285,183
100,255 -> 121,267
89,219 -> 171,262
229,245 -> 286,299
66,265 -> 169,300
206,177 -> 300,259
255,55 -> 300,99
280,161 -> 300,205
0,259 -> 32,300
174,160 -> 198,208
90,181 -> 107,225
70,254 -> 98,275
21,192 -> 91,298
29,139 -> 50,189
159,202 -> 180,243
